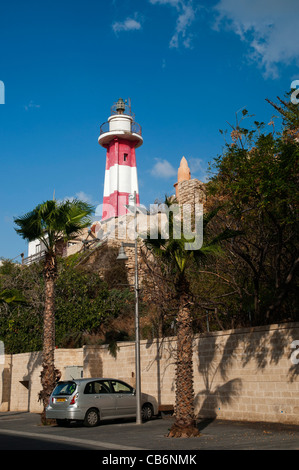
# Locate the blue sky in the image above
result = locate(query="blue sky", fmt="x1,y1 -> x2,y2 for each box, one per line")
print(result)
0,0 -> 298,260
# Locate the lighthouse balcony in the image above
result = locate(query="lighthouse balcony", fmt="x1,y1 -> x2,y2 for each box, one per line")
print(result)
99,120 -> 142,136
98,119 -> 143,147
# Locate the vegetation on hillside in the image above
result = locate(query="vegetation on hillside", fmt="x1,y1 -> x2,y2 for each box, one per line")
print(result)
0,256 -> 134,354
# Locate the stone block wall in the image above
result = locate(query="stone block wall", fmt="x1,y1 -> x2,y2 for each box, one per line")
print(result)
9,351 -> 42,412
1,322 -> 298,424
193,323 -> 299,424
1,349 -> 83,413
177,179 -> 206,208
0,354 -> 12,412
82,323 -> 299,424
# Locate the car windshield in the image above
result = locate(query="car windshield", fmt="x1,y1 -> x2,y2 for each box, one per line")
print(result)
53,381 -> 76,396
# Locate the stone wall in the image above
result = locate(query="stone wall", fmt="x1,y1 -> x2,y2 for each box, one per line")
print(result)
1,322 -> 298,424
82,323 -> 299,424
0,349 -> 83,413
193,323 -> 299,424
0,354 -> 12,412
177,179 -> 206,208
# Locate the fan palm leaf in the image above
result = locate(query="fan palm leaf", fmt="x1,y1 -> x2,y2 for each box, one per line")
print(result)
144,196 -> 241,437
14,198 -> 94,424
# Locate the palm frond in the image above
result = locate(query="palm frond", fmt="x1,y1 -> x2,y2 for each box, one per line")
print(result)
144,196 -> 242,275
209,228 -> 243,246
14,208 -> 43,241
14,198 -> 94,252
62,199 -> 94,238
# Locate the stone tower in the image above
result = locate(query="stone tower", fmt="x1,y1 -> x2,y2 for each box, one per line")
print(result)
174,156 -> 206,209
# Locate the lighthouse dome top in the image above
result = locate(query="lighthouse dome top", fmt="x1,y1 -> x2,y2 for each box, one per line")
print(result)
113,98 -> 130,116
98,97 -> 143,148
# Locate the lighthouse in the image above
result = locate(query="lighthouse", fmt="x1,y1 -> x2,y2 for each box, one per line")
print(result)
98,98 -> 143,221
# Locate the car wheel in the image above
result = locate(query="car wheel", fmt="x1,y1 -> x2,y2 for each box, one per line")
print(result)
84,408 -> 100,427
142,403 -> 154,421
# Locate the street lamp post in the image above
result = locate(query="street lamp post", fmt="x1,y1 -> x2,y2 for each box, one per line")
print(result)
117,192 -> 142,424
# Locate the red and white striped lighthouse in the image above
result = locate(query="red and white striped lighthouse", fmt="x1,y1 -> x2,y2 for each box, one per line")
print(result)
98,98 -> 143,221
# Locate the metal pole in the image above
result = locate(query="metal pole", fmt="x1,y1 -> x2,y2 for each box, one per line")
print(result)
134,191 -> 142,424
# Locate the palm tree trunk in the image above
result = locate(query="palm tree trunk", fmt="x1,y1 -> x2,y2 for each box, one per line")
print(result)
40,253 -> 59,424
168,277 -> 200,438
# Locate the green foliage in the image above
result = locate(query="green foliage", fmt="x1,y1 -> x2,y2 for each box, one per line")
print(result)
0,288 -> 27,305
266,91 -> 299,132
206,95 -> 299,325
209,124 -> 298,224
143,196 -> 241,334
98,330 -> 131,358
55,259 -> 134,347
0,260 -> 44,353
144,199 -> 238,289
0,257 -> 134,354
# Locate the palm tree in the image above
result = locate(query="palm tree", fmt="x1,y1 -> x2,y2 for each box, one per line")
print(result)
14,199 -> 94,423
144,199 -> 238,437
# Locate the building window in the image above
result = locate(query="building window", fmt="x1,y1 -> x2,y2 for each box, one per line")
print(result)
124,153 -> 128,162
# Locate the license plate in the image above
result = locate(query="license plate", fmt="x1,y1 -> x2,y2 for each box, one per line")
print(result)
56,398 -> 66,402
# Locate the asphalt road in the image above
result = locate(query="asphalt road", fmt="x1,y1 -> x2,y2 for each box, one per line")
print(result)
0,412 -> 298,452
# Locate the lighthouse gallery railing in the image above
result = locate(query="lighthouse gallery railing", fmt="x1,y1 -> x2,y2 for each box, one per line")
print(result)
99,121 -> 142,136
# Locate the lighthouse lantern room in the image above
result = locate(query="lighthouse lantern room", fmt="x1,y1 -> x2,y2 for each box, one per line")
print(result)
98,98 -> 143,221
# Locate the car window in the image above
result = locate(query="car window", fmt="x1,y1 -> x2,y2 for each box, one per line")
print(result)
84,380 -> 111,394
110,380 -> 133,394
53,381 -> 76,396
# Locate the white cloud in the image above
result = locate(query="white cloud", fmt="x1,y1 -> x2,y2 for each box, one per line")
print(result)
170,2 -> 196,49
60,191 -> 98,206
149,0 -> 196,49
150,0 -> 181,6
112,15 -> 142,34
213,0 -> 299,78
75,191 -> 96,204
188,157 -> 204,175
151,159 -> 177,178
24,100 -> 40,111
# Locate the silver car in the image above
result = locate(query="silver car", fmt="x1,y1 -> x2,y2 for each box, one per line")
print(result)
46,378 -> 158,427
